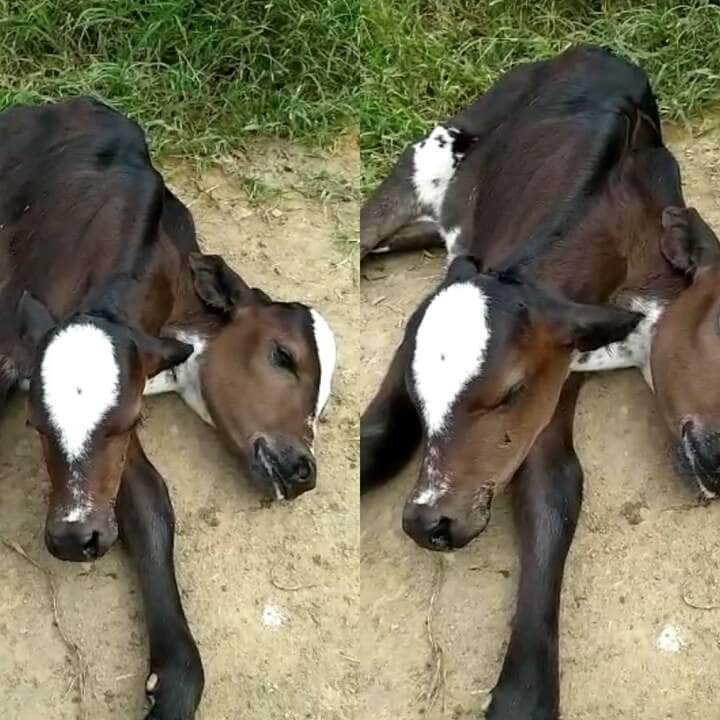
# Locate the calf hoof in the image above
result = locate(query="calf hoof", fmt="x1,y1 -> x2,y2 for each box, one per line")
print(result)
483,678 -> 556,720
144,639 -> 204,720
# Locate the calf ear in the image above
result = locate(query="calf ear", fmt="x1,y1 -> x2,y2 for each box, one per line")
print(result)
660,206 -> 720,277
252,287 -> 272,304
137,334 -> 194,378
16,292 -> 57,349
556,302 -> 643,352
188,252 -> 252,313
444,255 -> 480,284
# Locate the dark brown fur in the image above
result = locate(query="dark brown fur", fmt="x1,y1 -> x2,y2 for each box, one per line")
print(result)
361,46 -> 717,718
0,97 -> 327,720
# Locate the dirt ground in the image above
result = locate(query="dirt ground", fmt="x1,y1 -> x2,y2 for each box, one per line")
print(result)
0,140 -> 359,719
359,132 -> 720,720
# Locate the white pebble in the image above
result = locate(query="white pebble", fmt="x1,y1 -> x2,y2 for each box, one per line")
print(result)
656,624 -> 684,653
262,604 -> 287,628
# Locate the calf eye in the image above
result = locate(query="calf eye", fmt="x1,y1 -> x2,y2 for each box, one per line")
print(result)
272,343 -> 297,374
104,413 -> 144,438
126,413 -> 145,433
465,380 -> 525,416
493,381 -> 525,409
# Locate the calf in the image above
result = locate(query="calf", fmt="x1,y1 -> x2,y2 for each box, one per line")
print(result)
0,97 -> 336,719
361,45 -> 715,718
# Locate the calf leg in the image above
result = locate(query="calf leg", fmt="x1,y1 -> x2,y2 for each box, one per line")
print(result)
116,435 -> 204,720
361,145 -> 438,259
486,377 -> 583,720
361,125 -> 481,261
361,63 -> 544,262
361,339 -> 421,492
372,219 -> 444,256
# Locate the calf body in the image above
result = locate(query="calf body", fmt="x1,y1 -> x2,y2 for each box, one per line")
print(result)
362,45 -> 716,717
0,97 -> 335,718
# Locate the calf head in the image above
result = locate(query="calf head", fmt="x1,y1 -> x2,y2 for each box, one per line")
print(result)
651,206 -> 720,497
17,295 -> 191,561
394,257 -> 641,550
186,253 -> 336,500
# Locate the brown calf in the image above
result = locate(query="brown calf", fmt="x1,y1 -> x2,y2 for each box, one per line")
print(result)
361,45 -> 716,718
0,97 -> 336,719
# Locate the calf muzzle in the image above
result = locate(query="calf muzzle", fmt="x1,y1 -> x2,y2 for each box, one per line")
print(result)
252,433 -> 317,500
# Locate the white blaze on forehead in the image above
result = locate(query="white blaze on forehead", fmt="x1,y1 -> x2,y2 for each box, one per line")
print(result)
310,309 -> 336,419
41,323 -> 120,461
412,125 -> 461,217
413,282 -> 490,436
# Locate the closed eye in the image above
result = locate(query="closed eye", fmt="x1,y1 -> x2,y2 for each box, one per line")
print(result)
272,342 -> 298,374
468,380 -> 526,415
105,412 -> 145,438
490,381 -> 526,410
127,413 -> 145,432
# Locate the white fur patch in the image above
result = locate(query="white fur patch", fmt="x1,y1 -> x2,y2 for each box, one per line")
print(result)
62,507 -> 88,523
41,324 -> 120,461
570,296 -> 665,389
62,482 -> 94,523
412,126 -> 461,217
310,309 -> 336,419
413,486 -> 444,505
413,282 -> 490,436
143,331 -> 214,426
411,447 -> 450,506
442,226 -> 462,259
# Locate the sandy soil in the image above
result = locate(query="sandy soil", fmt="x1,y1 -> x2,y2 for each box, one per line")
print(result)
359,133 -> 720,720
0,139 -> 359,719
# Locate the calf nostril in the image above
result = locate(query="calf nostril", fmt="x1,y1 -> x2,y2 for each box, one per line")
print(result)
296,457 -> 312,480
429,516 -> 452,548
682,421 -> 692,439
82,530 -> 100,559
254,436 -> 269,459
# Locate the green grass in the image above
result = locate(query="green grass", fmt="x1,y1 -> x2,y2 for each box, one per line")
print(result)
0,0 -> 360,158
4,0 -> 720,181
361,0 -> 720,184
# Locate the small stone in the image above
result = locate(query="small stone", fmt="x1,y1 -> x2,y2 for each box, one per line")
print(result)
656,625 -> 685,653
620,500 -> 648,525
198,505 -> 220,527
262,604 -> 287,628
